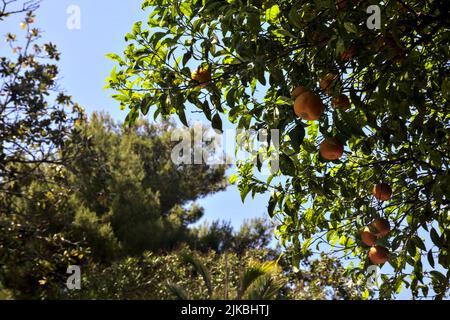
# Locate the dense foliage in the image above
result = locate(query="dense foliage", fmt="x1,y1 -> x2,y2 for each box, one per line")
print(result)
1,106 -> 364,299
107,0 -> 450,298
0,6 -> 83,191
65,246 -> 366,300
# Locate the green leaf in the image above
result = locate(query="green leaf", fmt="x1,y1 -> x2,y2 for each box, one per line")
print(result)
132,21 -> 142,35
272,28 -> 297,39
182,51 -> 192,66
239,184 -> 250,202
394,277 -> 403,294
140,94 -> 152,115
336,38 -> 345,55
344,22 -> 357,33
229,174 -> 238,185
407,240 -> 416,256
265,4 -> 280,23
430,228 -> 442,247
268,191 -> 278,218
412,236 -> 426,251
105,53 -> 121,62
150,31 -> 167,46
212,113 -> 223,132
177,107 -> 188,127
338,111 -> 366,137
279,154 -> 296,176
430,271 -> 447,285
421,285 -> 429,297
226,88 -> 236,109
288,123 -> 305,152
362,289 -> 369,300
179,2 -> 192,17
125,32 -> 136,41
287,3 -> 303,29
427,250 -> 435,268
302,238 -> 312,255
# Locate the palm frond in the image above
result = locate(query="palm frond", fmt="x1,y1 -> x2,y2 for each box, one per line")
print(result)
166,282 -> 190,300
244,274 -> 285,300
239,260 -> 280,298
181,252 -> 213,298
239,266 -> 266,298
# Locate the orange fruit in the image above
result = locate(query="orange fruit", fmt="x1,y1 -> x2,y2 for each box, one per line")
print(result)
336,0 -> 349,10
291,86 -> 307,99
372,183 -> 392,201
361,227 -> 377,246
375,35 -> 386,50
293,90 -> 325,121
371,218 -> 390,237
393,50 -> 406,64
368,246 -> 389,265
191,66 -> 211,87
311,31 -> 329,45
340,44 -> 357,61
331,94 -> 350,110
319,137 -> 344,161
319,73 -> 339,95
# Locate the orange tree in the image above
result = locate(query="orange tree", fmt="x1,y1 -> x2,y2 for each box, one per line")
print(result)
106,0 -> 450,298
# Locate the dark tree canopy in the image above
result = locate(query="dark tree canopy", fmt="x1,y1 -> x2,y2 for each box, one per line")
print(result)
0,6 -> 83,194
108,0 -> 450,298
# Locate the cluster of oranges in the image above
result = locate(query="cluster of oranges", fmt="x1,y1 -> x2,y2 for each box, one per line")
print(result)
361,183 -> 393,265
291,72 -> 349,161
291,80 -> 394,265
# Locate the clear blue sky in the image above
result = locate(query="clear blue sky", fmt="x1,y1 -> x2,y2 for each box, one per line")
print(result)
2,0 -> 443,300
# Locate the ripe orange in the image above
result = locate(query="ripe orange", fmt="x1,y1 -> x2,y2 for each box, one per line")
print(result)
372,183 -> 392,201
291,86 -> 307,99
319,137 -> 344,161
368,246 -> 389,265
375,35 -> 386,50
393,50 -> 406,64
191,66 -> 211,87
361,227 -> 376,246
371,218 -> 390,237
331,94 -> 350,110
293,90 -> 324,121
336,0 -> 349,10
340,44 -> 357,61
311,31 -> 329,45
319,73 -> 339,95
